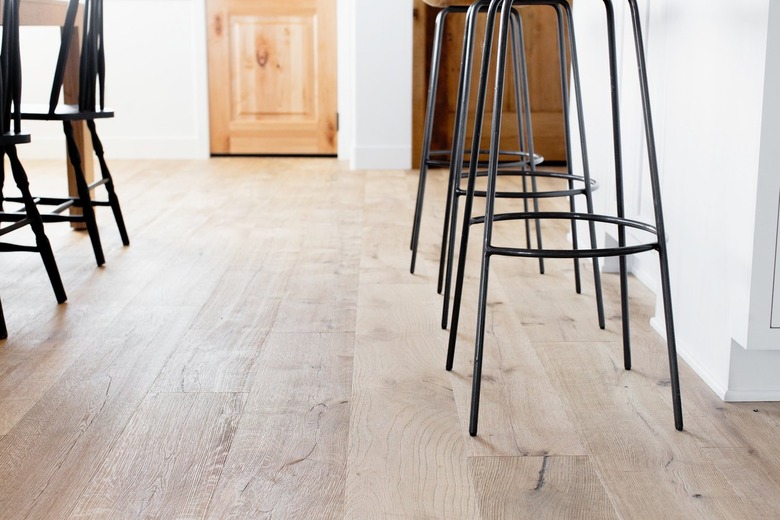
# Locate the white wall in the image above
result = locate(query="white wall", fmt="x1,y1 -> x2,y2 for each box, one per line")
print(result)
572,0 -> 780,400
16,0 -> 412,169
347,0 -> 413,169
18,0 -> 210,161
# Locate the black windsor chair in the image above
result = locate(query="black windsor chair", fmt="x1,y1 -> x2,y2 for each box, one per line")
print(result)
17,0 -> 128,267
0,0 -> 67,338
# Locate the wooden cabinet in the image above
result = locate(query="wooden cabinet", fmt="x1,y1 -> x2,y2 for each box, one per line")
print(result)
412,1 -> 568,165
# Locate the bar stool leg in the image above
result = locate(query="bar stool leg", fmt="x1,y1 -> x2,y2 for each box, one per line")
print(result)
597,0 -> 633,368
509,9 -> 545,274
558,2 -> 606,328
437,5 -> 475,297
446,0 -> 502,369
410,7 -> 450,274
441,1 -> 533,329
440,2 -> 484,327
469,0 -> 514,436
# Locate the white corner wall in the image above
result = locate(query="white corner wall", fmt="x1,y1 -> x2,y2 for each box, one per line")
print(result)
347,0 -> 413,170
572,0 -> 780,400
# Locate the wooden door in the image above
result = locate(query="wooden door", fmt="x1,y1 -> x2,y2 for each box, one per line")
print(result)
413,2 -> 567,165
206,0 -> 338,155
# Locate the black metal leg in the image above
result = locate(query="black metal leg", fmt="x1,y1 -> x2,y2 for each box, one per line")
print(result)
440,2 -> 484,326
509,9 -> 545,275
550,6 -> 583,295
0,147 -> 5,212
625,0 -> 682,430
411,8 -> 449,274
447,0 -> 501,367
0,296 -> 6,340
470,0 -> 513,437
437,7 -> 477,296
598,0 -> 631,361
558,1 -> 605,328
63,120 -> 105,267
5,145 -> 67,304
86,120 -> 129,246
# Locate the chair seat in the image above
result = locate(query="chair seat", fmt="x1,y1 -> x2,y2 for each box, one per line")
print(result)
0,132 -> 31,145
423,0 -> 475,7
19,103 -> 114,121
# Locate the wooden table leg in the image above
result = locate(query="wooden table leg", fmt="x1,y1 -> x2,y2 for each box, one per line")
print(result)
62,22 -> 93,228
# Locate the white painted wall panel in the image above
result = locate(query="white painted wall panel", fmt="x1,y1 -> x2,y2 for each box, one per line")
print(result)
17,0 -> 210,160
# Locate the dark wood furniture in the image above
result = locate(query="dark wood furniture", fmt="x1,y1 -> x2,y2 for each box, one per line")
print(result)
0,0 -> 67,338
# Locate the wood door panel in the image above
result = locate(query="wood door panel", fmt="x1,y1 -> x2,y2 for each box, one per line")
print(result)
231,16 -> 315,119
207,0 -> 337,155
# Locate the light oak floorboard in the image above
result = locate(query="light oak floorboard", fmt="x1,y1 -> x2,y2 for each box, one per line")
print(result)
469,455 -> 619,519
68,392 -> 246,519
205,332 -> 352,520
0,160 -> 779,519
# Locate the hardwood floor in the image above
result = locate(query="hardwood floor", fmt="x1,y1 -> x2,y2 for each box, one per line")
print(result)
0,157 -> 778,519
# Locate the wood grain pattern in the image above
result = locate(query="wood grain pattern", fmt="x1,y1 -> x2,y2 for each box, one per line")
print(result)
0,158 -> 779,519
469,455 -> 619,519
205,332 -> 352,519
347,284 -> 480,519
68,392 -> 245,519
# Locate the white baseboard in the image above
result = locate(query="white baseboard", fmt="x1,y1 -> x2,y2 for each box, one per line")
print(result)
650,316 -> 730,401
16,136 -> 210,160
350,145 -> 411,170
723,389 -> 780,402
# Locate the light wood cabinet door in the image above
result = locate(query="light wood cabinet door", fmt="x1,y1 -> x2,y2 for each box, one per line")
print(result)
206,0 -> 337,155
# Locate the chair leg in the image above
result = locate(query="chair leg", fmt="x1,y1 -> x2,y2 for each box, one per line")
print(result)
559,1 -> 606,328
509,9 -> 544,274
5,145 -> 67,304
440,3 -> 483,325
411,8 -> 449,274
446,0 -> 501,368
597,0 -> 633,365
87,120 -> 129,246
0,147 -> 5,212
625,0 -> 682,430
469,0 -> 514,437
0,297 -> 7,340
63,121 -> 105,267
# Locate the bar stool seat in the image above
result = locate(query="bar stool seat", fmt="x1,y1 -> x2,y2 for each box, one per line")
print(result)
423,0 -> 474,6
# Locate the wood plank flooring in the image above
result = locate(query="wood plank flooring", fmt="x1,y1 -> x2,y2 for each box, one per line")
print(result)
0,157 -> 779,519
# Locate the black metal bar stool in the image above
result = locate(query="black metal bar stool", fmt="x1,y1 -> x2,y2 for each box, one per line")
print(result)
410,0 -> 606,333
448,0 -> 683,436
0,0 -> 68,338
